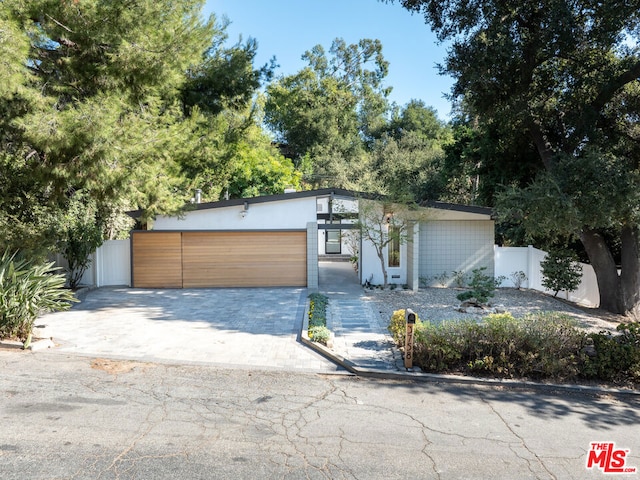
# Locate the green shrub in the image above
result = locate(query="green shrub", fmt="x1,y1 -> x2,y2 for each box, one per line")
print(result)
394,311 -> 586,380
57,192 -> 104,289
388,307 -> 640,384
456,267 -> 497,304
309,325 -> 331,345
388,308 -> 421,345
308,293 -> 328,328
582,322 -> 640,382
308,293 -> 331,342
413,320 -> 467,371
510,271 -> 527,289
452,270 -> 466,288
470,312 -> 584,379
541,248 -> 583,297
0,251 -> 77,346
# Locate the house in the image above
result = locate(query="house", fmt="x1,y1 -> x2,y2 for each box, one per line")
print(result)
127,188 -> 494,290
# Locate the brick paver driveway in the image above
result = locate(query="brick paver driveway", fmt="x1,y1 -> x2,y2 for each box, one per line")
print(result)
37,287 -> 340,372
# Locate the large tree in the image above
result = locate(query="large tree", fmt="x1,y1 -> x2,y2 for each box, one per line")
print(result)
264,38 -> 391,187
390,0 -> 640,314
0,0 -> 280,256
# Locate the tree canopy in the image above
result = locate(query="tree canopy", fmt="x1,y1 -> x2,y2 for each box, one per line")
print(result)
390,0 -> 640,313
264,40 -> 450,197
0,0 -> 296,258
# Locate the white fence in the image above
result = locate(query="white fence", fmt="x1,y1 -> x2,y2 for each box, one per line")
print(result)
55,239 -> 130,287
494,245 -> 599,307
94,239 -> 131,287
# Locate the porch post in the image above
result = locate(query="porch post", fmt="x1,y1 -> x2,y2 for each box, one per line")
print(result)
406,221 -> 420,291
307,222 -> 319,291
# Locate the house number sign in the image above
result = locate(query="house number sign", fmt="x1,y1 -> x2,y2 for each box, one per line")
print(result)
404,309 -> 416,369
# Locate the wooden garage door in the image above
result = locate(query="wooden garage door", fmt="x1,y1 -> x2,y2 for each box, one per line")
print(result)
182,231 -> 306,287
132,231 -> 307,288
132,232 -> 183,288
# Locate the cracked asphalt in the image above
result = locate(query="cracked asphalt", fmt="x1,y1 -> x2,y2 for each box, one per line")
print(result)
1,352 -> 638,479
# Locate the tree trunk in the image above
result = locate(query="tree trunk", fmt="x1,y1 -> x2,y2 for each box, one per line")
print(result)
376,247 -> 388,289
580,227 -> 640,315
619,225 -> 640,315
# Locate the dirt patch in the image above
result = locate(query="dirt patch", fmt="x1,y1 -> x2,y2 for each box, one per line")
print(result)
90,358 -> 153,375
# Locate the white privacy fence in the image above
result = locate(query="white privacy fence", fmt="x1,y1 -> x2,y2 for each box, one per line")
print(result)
55,239 -> 131,288
494,245 -> 599,307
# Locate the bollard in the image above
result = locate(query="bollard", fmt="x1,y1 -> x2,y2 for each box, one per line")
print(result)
404,308 -> 416,369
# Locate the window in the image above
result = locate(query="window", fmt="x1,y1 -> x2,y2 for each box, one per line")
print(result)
388,226 -> 400,267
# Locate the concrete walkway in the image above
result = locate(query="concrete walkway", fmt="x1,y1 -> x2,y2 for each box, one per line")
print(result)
318,261 -> 401,371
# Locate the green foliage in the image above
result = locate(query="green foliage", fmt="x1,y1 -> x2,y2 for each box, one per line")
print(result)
510,271 -> 527,289
541,249 -> 583,297
57,193 -> 104,289
388,308 -> 421,346
456,267 -> 496,304
582,323 -> 640,383
308,326 -> 331,345
225,127 -> 301,198
390,306 -> 640,384
409,312 -> 585,380
413,320 -> 467,371
0,1 -> 290,252
451,270 -> 466,288
0,251 -> 77,345
264,38 -> 450,196
308,293 -> 330,343
392,0 -> 640,314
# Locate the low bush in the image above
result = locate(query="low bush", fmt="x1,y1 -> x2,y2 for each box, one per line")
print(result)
388,308 -> 421,346
308,293 -> 330,344
582,323 -> 640,383
309,325 -> 331,344
389,309 -> 640,385
456,267 -> 497,305
0,251 -> 77,346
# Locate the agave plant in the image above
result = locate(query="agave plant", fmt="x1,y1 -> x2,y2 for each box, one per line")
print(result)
0,251 -> 77,348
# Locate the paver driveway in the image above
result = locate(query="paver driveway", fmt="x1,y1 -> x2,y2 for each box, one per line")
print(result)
37,287 -> 341,372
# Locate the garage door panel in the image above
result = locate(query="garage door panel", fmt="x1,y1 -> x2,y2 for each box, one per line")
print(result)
132,232 -> 183,288
182,231 -> 306,288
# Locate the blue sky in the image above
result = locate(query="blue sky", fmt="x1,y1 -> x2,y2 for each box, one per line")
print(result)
203,0 -> 454,119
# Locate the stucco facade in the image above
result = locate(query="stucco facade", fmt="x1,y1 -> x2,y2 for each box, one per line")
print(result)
134,189 -> 494,290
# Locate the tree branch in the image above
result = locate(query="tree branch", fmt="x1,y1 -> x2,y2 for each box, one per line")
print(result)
527,118 -> 555,170
591,58 -> 640,114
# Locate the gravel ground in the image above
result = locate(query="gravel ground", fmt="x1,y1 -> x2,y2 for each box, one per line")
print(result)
366,287 -> 630,333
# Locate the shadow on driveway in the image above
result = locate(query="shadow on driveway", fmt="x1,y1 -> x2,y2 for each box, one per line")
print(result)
37,287 -> 342,372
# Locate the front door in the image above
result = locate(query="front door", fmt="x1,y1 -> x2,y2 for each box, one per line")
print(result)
325,225 -> 341,254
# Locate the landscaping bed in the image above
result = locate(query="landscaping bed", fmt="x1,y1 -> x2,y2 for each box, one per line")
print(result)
370,287 -> 640,389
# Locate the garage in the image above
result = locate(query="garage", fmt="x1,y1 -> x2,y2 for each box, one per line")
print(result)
132,230 -> 307,288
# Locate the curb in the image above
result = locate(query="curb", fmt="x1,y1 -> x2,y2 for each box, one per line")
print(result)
301,297 -> 640,399
0,338 -> 56,352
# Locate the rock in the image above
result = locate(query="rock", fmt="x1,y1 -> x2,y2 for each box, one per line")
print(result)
581,337 -> 597,357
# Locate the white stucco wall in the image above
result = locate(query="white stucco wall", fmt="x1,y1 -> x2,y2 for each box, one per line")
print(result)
360,238 -> 408,286
152,196 -> 317,230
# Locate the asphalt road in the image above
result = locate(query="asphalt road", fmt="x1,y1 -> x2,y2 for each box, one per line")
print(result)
1,351 -> 638,479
